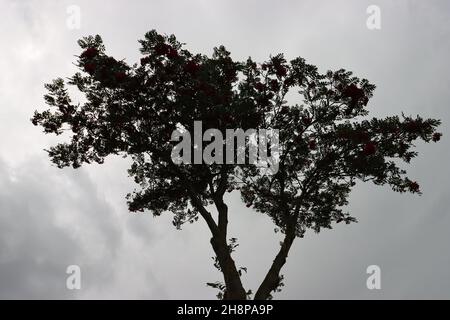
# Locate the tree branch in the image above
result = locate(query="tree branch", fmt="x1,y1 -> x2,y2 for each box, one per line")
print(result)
254,222 -> 296,300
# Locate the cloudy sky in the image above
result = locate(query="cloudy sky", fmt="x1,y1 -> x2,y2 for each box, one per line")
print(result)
1,0 -> 449,299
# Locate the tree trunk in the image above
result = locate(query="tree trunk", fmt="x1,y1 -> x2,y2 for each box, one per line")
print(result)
210,236 -> 247,299
254,231 -> 296,300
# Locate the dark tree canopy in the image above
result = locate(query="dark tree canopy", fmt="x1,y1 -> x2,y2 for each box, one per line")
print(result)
32,30 -> 441,300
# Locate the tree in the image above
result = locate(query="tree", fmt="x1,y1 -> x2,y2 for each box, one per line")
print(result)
31,30 -> 442,300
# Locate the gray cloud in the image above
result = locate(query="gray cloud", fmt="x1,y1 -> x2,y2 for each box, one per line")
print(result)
0,156 -> 118,298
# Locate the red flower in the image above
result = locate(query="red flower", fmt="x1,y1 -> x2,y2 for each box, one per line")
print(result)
270,79 -> 279,91
254,82 -> 264,91
432,132 -> 442,142
408,181 -> 420,192
114,72 -> 127,82
81,47 -> 98,59
363,142 -> 377,155
391,127 -> 401,135
302,116 -> 312,126
342,84 -> 365,105
275,66 -> 287,77
308,140 -> 317,150
405,120 -> 421,133
224,69 -> 236,82
337,131 -> 350,140
343,84 -> 364,98
84,63 -> 96,74
284,77 -> 294,87
258,96 -> 270,106
184,60 -> 200,75
198,82 -> 215,96
167,48 -> 179,59
337,131 -> 344,138
354,131 -> 369,142
154,43 -> 170,55
140,56 -> 151,66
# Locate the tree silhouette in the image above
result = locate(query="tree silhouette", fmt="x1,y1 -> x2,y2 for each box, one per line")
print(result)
32,30 -> 441,300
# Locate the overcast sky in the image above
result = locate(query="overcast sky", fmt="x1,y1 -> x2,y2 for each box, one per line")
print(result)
1,0 -> 450,299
